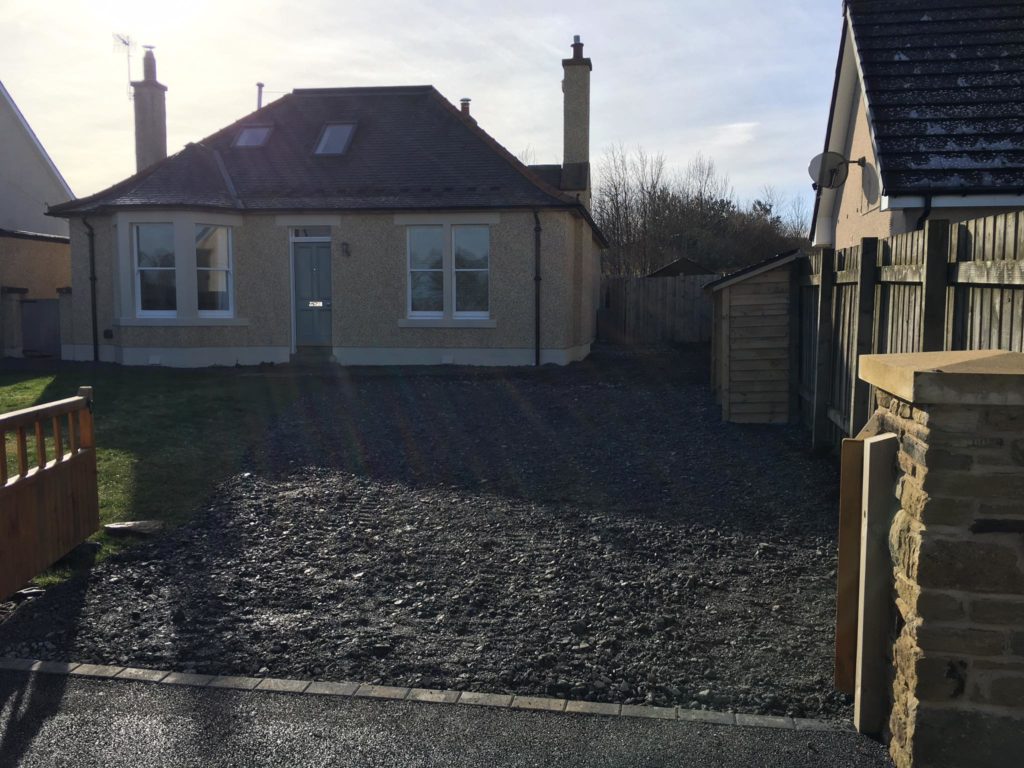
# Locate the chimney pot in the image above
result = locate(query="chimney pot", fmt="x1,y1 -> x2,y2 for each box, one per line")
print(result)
142,45 -> 157,81
571,35 -> 584,60
460,98 -> 471,116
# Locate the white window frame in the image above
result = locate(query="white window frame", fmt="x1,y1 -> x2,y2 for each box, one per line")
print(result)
404,222 -> 492,321
407,226 -> 445,319
195,224 -> 234,318
115,211 -> 243,324
132,221 -> 177,319
451,224 -> 490,319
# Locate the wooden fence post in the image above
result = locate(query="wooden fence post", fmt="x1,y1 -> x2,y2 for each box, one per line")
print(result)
921,219 -> 950,351
850,239 -> 878,435
812,248 -> 836,450
856,432 -> 899,738
77,386 -> 94,450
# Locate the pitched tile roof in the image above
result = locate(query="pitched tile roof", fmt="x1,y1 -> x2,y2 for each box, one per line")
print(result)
50,86 -> 584,216
847,0 -> 1024,196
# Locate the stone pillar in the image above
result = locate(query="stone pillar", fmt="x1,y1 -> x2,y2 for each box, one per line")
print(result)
859,350 -> 1024,768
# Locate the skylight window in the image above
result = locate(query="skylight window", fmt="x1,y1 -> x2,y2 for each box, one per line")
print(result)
315,123 -> 356,155
234,126 -> 271,147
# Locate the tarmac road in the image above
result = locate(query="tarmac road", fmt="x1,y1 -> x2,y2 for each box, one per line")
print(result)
0,672 -> 892,767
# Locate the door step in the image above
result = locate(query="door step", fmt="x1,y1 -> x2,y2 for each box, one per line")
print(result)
290,347 -> 334,366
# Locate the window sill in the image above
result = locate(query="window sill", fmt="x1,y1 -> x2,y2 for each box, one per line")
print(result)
398,318 -> 496,329
115,317 -> 250,327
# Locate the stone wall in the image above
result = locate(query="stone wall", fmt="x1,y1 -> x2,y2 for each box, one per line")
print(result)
860,351 -> 1024,768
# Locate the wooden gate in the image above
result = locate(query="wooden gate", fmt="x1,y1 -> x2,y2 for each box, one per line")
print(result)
0,387 -> 98,600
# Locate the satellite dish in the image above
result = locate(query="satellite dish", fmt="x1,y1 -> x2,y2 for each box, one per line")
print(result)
808,151 -> 852,190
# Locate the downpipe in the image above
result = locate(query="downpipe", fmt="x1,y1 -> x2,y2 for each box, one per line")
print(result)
83,217 -> 99,362
533,210 -> 542,367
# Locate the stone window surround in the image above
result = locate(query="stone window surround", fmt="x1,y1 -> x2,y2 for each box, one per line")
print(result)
395,212 -> 499,329
114,210 -> 244,326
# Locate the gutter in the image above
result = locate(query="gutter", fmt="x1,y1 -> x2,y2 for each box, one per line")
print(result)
533,210 -> 542,367
82,218 -> 99,362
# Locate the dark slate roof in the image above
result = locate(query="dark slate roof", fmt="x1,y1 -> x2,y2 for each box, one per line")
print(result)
704,250 -> 802,293
847,0 -> 1024,195
50,86 -> 584,217
646,257 -> 714,277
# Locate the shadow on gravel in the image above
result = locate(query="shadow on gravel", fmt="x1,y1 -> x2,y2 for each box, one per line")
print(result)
251,344 -> 839,538
0,571 -> 91,766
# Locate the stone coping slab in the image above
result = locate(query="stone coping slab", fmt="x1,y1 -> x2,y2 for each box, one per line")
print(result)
859,350 -> 1024,405
0,657 -> 844,732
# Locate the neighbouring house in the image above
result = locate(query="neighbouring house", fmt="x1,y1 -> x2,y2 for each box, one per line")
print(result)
707,250 -> 802,424
0,80 -> 73,357
811,0 -> 1024,250
49,39 -> 605,367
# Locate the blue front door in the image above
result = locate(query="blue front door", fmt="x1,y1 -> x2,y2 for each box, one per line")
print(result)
294,242 -> 333,347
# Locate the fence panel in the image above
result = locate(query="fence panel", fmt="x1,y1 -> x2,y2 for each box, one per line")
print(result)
598,275 -> 714,345
0,387 -> 99,600
950,212 -> 1024,352
799,211 -> 1024,452
875,230 -> 926,355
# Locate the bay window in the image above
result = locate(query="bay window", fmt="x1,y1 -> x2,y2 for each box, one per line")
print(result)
121,213 -> 238,322
134,223 -> 176,315
195,225 -> 233,316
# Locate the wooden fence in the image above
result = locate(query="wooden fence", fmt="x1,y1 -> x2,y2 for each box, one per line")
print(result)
598,275 -> 714,345
0,386 -> 98,600
799,211 -> 1024,449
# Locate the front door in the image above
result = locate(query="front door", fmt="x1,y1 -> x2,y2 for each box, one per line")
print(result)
294,242 -> 332,347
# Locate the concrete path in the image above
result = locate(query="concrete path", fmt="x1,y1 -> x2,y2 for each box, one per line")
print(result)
0,672 -> 892,767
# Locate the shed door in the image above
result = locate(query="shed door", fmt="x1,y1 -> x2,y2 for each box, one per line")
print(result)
294,242 -> 332,347
22,299 -> 60,357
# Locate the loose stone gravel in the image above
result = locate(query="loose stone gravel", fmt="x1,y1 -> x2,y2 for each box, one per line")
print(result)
0,347 -> 851,720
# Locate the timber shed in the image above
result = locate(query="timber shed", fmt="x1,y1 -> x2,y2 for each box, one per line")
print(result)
707,250 -> 803,424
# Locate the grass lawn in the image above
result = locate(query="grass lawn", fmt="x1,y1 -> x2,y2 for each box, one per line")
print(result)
1,363 -> 314,582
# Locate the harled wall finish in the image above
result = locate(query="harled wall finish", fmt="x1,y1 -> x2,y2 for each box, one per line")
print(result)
62,210 -> 600,366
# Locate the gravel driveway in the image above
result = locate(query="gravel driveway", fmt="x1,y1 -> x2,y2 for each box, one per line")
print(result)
0,346 -> 850,719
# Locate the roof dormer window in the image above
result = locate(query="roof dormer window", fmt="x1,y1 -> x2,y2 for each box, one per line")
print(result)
234,126 -> 272,147
314,123 -> 356,155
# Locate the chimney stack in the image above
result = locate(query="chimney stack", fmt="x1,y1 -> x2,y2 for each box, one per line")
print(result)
131,46 -> 167,173
561,35 -> 591,207
460,97 -> 471,116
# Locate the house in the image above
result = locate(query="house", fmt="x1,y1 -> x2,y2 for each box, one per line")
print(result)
811,0 -> 1024,250
707,250 -> 802,425
49,38 -> 605,367
0,80 -> 73,357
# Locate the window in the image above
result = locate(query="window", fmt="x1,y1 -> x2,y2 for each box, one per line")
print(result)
314,123 -> 356,155
453,225 -> 489,317
195,225 -> 233,315
291,226 -> 331,240
134,223 -> 176,315
234,126 -> 272,147
406,224 -> 490,319
408,226 -> 444,316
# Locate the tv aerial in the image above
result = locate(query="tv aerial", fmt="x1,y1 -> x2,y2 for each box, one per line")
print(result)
808,152 -> 865,191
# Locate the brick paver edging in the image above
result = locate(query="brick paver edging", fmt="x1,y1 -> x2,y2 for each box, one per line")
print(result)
0,658 -> 845,732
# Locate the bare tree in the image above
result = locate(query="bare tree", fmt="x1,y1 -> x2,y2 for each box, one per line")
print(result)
592,146 -> 810,276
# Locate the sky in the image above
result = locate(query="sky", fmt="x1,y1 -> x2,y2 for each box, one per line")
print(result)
0,0 -> 844,216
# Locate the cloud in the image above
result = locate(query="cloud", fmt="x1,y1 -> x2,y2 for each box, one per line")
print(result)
1,0 -> 842,213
